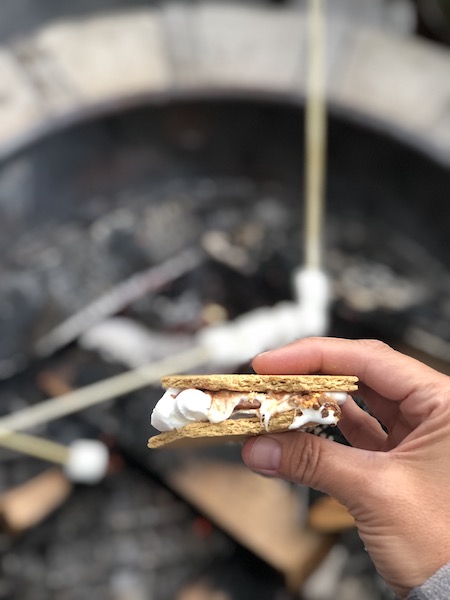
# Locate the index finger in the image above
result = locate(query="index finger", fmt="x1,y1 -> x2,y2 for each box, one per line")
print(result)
252,337 -> 443,402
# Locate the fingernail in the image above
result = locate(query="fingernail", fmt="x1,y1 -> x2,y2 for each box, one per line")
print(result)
255,350 -> 272,357
248,437 -> 281,471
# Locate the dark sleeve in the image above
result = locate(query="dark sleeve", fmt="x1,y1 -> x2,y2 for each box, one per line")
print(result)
407,563 -> 450,600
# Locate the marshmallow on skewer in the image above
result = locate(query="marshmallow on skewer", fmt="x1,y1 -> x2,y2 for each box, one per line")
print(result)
64,439 -> 110,485
0,430 -> 109,485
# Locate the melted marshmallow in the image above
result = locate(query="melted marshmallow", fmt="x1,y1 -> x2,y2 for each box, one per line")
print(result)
288,407 -> 337,430
207,393 -> 246,423
151,388 -> 211,432
151,389 -> 346,432
258,397 -> 294,429
326,391 -> 348,404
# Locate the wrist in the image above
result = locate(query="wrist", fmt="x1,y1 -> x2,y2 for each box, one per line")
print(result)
404,562 -> 450,600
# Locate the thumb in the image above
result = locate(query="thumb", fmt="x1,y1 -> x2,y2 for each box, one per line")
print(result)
241,432 -> 377,506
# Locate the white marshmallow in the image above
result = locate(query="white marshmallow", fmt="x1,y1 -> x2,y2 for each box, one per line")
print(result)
151,388 -> 212,431
64,439 -> 109,484
292,267 -> 331,338
197,268 -> 331,368
150,388 -> 186,432
198,302 -> 305,367
176,389 -> 211,421
151,388 -> 348,433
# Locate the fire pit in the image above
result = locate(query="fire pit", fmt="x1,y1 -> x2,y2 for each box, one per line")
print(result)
0,92 -> 448,598
0,2 -> 448,598
1,96 -> 449,374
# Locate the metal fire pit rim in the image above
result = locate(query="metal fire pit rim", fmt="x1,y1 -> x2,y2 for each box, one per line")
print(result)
0,87 -> 447,170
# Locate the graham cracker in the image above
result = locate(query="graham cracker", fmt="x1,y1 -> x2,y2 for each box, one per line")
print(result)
148,410 -> 334,449
161,373 -> 358,393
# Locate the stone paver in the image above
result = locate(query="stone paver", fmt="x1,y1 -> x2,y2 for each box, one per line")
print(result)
0,3 -> 448,164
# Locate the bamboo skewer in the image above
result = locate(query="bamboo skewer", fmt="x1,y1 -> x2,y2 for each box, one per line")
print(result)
0,1 -> 329,456
34,248 -> 203,358
0,469 -> 73,535
0,347 -> 209,480
304,0 -> 327,271
0,428 -> 110,484
0,430 -> 70,465
0,346 -> 210,434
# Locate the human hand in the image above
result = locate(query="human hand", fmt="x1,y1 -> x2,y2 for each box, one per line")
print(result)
241,337 -> 450,598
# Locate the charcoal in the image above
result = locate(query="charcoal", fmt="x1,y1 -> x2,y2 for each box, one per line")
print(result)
0,464 -> 233,600
1,99 -> 449,372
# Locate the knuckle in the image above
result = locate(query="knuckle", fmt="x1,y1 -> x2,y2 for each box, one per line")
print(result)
281,434 -> 322,489
356,339 -> 393,354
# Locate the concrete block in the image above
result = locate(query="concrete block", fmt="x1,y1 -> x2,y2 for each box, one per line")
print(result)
193,3 -> 307,93
331,29 -> 450,139
31,9 -> 172,103
0,50 -> 42,143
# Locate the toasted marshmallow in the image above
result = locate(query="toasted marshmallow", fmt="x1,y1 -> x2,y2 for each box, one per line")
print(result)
151,388 -> 346,432
258,396 -> 294,429
326,391 -> 348,404
289,407 -> 337,430
148,374 -> 358,449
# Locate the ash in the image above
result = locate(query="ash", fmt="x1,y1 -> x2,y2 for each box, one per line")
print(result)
0,99 -> 448,600
0,349 -> 292,600
0,463 -> 233,600
2,175 -> 449,377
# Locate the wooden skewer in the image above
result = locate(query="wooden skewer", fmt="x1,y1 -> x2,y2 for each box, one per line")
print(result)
304,0 -> 327,271
34,248 -> 203,358
0,430 -> 70,465
0,346 -> 210,433
0,469 -> 73,535
0,429 -> 109,485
